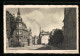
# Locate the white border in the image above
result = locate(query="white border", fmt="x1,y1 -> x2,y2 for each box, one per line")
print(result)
4,5 -> 79,54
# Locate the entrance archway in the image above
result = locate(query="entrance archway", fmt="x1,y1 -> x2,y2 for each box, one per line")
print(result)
39,31 -> 49,45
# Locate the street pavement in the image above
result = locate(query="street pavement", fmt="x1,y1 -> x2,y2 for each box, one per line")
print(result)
36,45 -> 62,50
7,45 -> 43,50
7,44 -> 63,50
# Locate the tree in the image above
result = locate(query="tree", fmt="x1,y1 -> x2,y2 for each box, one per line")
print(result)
48,29 -> 64,46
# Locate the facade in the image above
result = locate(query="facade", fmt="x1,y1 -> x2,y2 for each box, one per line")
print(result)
63,8 -> 76,49
6,11 -> 11,39
12,8 -> 33,47
6,11 -> 16,47
6,8 -> 33,47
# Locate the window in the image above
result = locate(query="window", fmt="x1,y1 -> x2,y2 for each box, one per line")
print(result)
16,32 -> 19,35
19,31 -> 22,35
19,23 -> 22,28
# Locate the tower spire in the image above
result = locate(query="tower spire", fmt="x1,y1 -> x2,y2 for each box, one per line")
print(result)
16,8 -> 22,22
17,8 -> 20,16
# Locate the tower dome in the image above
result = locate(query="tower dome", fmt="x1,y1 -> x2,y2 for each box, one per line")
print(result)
16,16 -> 22,21
16,8 -> 22,22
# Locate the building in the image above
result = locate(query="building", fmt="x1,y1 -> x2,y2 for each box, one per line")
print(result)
6,8 -> 33,47
12,8 -> 33,47
63,8 -> 77,50
6,11 -> 16,47
32,35 -> 39,45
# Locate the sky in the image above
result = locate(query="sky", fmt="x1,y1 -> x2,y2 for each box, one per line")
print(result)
6,8 -> 64,36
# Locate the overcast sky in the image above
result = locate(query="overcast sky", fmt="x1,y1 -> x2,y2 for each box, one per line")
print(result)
6,8 -> 64,36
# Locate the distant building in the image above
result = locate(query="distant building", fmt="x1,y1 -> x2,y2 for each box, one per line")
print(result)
32,35 -> 39,45
63,8 -> 77,49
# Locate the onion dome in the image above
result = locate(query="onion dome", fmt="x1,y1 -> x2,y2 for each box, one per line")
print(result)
16,8 -> 22,22
16,16 -> 22,21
